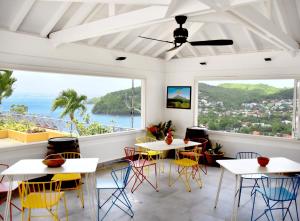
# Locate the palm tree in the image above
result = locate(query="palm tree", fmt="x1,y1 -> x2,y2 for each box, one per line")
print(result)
52,89 -> 87,123
0,70 -> 17,105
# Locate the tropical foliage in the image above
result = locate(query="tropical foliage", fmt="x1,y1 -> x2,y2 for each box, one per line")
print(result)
91,87 -> 141,115
0,117 -> 45,133
74,120 -> 112,136
147,120 -> 175,140
10,104 -> 28,115
0,70 -> 17,105
52,89 -> 87,122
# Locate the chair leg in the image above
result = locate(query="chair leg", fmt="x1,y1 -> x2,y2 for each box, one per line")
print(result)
251,191 -> 256,221
238,177 -> 243,207
97,189 -> 100,221
63,193 -> 69,221
27,208 -> 31,221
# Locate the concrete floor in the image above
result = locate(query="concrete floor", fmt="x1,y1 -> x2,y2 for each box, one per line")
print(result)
2,160 -> 300,221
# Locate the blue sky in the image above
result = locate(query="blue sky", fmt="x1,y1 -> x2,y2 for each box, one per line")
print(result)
11,70 -> 141,98
201,79 -> 294,88
168,87 -> 191,99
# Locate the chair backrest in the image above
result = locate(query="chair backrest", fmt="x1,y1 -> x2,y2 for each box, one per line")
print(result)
192,138 -> 208,153
111,161 -> 132,188
59,152 -> 81,159
136,136 -> 156,143
124,147 -> 135,161
0,164 -> 9,183
18,180 -> 62,208
261,176 -> 300,201
236,152 -> 261,159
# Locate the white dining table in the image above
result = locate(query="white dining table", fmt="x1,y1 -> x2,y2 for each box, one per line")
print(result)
1,158 -> 99,221
214,157 -> 300,221
135,138 -> 201,152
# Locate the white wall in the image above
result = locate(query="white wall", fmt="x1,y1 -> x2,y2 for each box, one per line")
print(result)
164,51 -> 300,161
0,30 -> 164,164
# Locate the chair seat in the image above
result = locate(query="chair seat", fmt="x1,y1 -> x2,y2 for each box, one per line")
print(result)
256,187 -> 297,201
96,178 -> 125,189
52,173 -> 81,181
133,159 -> 156,168
140,150 -> 160,156
172,158 -> 198,167
22,192 -> 64,208
0,181 -> 19,193
242,174 -> 266,179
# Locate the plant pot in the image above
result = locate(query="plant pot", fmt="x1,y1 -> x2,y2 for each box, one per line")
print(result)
205,152 -> 224,165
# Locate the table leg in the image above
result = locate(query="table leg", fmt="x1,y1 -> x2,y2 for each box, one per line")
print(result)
231,174 -> 241,221
85,172 -> 97,221
4,175 -> 13,221
214,166 -> 224,208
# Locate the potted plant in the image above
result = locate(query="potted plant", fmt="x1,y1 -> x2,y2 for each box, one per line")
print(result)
146,120 -> 175,140
205,142 -> 225,165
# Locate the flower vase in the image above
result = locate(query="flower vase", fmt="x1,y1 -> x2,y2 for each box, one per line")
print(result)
165,132 -> 173,145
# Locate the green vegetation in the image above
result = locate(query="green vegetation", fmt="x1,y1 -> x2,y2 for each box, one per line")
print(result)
52,89 -> 87,122
198,82 -> 293,137
10,104 -> 28,115
0,70 -> 17,105
0,117 -> 45,133
74,120 -> 112,136
167,96 -> 190,109
92,87 -> 141,115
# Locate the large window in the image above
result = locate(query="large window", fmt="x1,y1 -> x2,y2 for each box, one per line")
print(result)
0,69 -> 142,140
198,79 -> 295,138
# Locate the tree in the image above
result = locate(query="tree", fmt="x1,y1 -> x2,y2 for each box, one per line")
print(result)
10,104 -> 28,115
52,89 -> 87,123
0,70 -> 17,105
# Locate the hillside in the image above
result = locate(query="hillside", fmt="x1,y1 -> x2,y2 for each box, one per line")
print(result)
199,83 -> 293,108
91,87 -> 141,115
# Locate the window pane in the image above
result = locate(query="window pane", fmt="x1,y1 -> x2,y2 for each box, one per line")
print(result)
198,79 -> 294,138
0,70 -> 142,140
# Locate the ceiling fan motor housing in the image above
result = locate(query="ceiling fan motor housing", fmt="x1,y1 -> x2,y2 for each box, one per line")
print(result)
173,27 -> 188,44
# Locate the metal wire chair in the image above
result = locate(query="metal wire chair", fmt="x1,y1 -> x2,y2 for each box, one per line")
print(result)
96,160 -> 133,221
251,175 -> 300,221
236,152 -> 265,207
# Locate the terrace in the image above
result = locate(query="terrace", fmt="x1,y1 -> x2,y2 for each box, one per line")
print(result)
0,0 -> 300,221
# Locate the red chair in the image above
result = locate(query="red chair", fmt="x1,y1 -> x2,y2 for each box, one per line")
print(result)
179,138 -> 208,175
124,147 -> 158,193
0,164 -> 21,221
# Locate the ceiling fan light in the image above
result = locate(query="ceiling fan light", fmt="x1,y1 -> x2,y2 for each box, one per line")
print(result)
200,62 -> 207,65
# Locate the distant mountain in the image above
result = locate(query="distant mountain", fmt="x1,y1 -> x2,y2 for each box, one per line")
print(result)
91,87 -> 141,115
171,95 -> 189,101
199,83 -> 293,108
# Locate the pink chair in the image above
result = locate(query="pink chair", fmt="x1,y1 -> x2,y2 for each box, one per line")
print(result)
0,164 -> 21,221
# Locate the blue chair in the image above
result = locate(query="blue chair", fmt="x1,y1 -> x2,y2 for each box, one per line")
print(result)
236,152 -> 265,207
96,161 -> 134,221
251,175 -> 300,221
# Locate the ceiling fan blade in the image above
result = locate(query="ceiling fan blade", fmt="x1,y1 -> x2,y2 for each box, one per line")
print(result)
138,36 -> 173,44
189,39 -> 233,46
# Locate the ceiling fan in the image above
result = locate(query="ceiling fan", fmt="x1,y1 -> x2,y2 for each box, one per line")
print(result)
139,15 -> 233,52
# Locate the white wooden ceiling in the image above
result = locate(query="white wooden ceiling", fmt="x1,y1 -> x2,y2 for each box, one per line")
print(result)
0,0 -> 299,60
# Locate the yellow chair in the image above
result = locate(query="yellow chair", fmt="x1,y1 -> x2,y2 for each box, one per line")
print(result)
136,136 -> 163,173
168,154 -> 202,192
18,180 -> 68,221
51,152 -> 84,208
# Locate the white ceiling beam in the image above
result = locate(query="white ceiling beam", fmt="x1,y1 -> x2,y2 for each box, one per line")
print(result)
39,0 -> 171,5
263,0 -> 272,19
50,6 -> 169,46
243,28 -> 258,51
84,4 -> 105,23
63,3 -> 97,29
108,3 -> 115,17
165,23 -> 204,60
152,43 -> 172,57
166,0 -> 210,17
88,4 -> 131,46
188,12 -> 238,24
272,0 -> 289,35
124,25 -> 158,52
9,0 -> 35,31
40,2 -> 72,37
227,5 -> 299,51
139,25 -> 174,55
107,31 -> 130,49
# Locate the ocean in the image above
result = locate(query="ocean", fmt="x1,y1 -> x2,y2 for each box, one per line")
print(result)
1,95 -> 141,129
